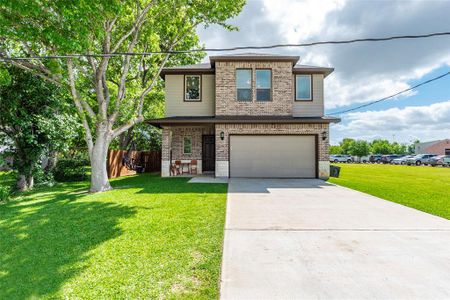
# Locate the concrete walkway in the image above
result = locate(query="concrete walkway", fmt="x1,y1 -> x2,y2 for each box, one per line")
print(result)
220,179 -> 450,299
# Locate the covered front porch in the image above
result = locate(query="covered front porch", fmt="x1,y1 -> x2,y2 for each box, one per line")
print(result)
160,124 -> 216,177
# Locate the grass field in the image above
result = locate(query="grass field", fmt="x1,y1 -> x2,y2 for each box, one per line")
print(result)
328,164 -> 450,219
0,174 -> 227,299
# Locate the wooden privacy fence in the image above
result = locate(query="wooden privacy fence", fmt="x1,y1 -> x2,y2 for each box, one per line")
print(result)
107,150 -> 161,179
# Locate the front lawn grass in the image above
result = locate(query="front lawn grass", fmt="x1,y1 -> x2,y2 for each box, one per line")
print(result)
328,164 -> 450,219
0,174 -> 227,299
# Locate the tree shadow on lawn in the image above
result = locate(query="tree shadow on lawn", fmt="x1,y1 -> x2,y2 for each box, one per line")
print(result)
0,184 -> 136,299
110,173 -> 228,195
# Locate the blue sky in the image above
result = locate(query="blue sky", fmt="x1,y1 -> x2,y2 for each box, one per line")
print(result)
327,65 -> 450,114
197,0 -> 450,144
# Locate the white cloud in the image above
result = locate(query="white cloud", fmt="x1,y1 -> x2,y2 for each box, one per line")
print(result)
262,0 -> 346,43
331,100 -> 450,143
197,0 -> 450,109
196,0 -> 450,142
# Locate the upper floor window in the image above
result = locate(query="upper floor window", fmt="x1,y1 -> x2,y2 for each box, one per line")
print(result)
236,69 -> 252,102
256,69 -> 271,101
295,75 -> 312,101
185,75 -> 201,101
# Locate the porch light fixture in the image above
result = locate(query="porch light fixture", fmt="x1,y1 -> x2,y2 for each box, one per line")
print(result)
220,131 -> 225,140
322,131 -> 327,141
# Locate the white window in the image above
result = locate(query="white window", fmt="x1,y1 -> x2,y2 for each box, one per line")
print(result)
256,69 -> 271,101
295,75 -> 312,101
185,75 -> 201,101
236,69 -> 252,101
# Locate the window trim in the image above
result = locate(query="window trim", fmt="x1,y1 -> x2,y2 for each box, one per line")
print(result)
255,68 -> 273,102
183,136 -> 193,154
184,75 -> 202,102
236,68 -> 253,102
295,74 -> 313,101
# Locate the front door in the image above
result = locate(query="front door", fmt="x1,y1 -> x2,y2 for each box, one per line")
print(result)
202,135 -> 215,172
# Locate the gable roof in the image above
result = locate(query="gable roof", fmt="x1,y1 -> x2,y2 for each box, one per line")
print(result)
160,53 -> 334,78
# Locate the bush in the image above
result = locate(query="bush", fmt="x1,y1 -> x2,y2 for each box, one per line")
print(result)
34,167 -> 55,187
0,185 -> 10,202
54,158 -> 90,182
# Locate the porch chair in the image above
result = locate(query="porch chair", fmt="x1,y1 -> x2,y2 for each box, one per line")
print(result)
190,160 -> 198,175
174,160 -> 182,175
170,163 -> 177,176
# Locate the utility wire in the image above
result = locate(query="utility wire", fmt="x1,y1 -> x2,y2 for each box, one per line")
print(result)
328,70 -> 450,115
1,31 -> 450,61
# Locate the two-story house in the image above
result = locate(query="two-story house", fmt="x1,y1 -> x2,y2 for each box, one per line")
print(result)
147,53 -> 340,179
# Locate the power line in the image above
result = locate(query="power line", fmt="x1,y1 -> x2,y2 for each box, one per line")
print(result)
1,31 -> 450,61
328,70 -> 450,115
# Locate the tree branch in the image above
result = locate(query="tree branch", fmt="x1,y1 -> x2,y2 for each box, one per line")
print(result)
67,59 -> 94,154
111,1 -> 155,53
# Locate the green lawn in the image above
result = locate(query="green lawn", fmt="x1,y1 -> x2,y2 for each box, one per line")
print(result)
0,174 -> 227,299
328,164 -> 450,219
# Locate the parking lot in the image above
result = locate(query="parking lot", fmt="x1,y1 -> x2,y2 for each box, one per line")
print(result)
330,154 -> 450,167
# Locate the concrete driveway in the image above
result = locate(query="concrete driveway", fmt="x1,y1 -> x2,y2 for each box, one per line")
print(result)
220,179 -> 450,299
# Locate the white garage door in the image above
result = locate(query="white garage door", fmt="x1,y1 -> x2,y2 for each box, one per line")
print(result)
229,135 -> 316,178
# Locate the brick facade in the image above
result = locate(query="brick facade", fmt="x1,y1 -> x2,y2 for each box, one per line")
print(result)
162,126 -> 213,160
160,56 -> 335,179
215,61 -> 294,116
161,126 -> 213,176
215,123 -> 329,161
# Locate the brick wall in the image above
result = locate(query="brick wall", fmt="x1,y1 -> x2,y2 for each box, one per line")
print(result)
425,139 -> 450,155
162,126 -> 213,160
215,61 -> 294,116
216,124 -> 329,161
215,123 -> 329,161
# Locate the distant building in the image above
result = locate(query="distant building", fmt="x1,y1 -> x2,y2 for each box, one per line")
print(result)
415,139 -> 450,155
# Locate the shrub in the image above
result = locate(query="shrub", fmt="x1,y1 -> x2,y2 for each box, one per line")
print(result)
34,167 -> 55,187
54,158 -> 90,182
0,185 -> 10,202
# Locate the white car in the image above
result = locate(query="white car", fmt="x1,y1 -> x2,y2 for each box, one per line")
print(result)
392,155 -> 413,165
330,155 -> 353,163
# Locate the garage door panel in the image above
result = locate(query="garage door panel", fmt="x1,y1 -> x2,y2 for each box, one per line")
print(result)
230,135 -> 316,178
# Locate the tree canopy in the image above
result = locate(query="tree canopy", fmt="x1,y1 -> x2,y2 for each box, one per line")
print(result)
0,66 -> 78,190
330,138 -> 412,156
0,0 -> 246,192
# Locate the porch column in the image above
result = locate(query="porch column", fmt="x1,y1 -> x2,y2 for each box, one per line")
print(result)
161,127 -> 172,177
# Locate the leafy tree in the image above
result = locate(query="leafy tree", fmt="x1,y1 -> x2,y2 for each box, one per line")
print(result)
0,0 -> 245,192
339,138 -> 355,155
330,145 -> 343,155
370,139 -> 392,154
0,66 -> 77,191
391,142 -> 407,155
349,140 -> 370,157
408,139 -> 420,154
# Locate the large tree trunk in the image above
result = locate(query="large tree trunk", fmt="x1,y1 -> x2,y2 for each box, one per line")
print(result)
17,175 -> 27,192
89,131 -> 112,193
16,174 -> 34,191
44,151 -> 58,173
118,128 -> 134,150
27,176 -> 34,190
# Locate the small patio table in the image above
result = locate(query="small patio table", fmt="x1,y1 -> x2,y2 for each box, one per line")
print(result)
181,162 -> 191,174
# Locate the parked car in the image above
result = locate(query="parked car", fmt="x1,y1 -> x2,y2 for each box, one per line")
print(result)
369,154 -> 383,163
429,155 -> 450,167
392,155 -> 414,165
359,155 -> 370,163
406,154 -> 437,166
381,154 -> 404,164
330,155 -> 353,163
